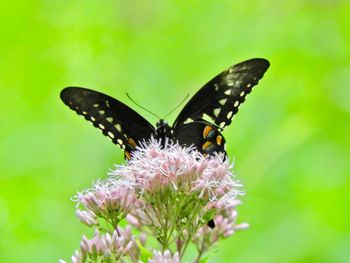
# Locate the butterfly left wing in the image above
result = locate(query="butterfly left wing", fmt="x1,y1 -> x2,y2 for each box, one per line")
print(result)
173,58 -> 270,130
60,87 -> 155,160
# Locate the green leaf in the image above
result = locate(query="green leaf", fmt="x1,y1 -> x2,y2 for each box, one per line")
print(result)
199,255 -> 210,263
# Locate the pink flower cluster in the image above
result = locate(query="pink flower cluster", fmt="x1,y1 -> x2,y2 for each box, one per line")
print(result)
63,139 -> 246,262
149,250 -> 180,263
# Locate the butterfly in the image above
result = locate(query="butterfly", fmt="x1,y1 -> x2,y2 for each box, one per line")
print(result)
60,58 -> 269,161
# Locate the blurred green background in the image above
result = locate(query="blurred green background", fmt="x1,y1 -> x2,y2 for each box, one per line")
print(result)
1,0 -> 349,262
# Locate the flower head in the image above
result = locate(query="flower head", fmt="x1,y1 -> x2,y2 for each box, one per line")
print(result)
110,139 -> 243,248
73,178 -> 136,227
149,250 -> 180,263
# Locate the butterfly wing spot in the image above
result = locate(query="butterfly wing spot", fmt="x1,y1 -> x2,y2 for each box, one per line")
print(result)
203,125 -> 213,138
127,138 -> 137,148
90,116 -> 96,121
227,81 -> 234,86
115,124 -> 122,132
93,103 -> 99,107
202,141 -> 213,151
117,139 -> 123,145
247,83 -> 252,88
240,91 -> 245,97
214,84 -> 219,91
99,110 -> 105,115
124,151 -> 131,160
184,118 -> 193,124
219,98 -> 227,105
82,111 -> 87,115
224,89 -> 231,95
234,101 -> 239,107
99,124 -> 105,130
219,122 -> 226,129
105,100 -> 110,107
213,108 -> 221,117
106,117 -> 113,123
216,135 -> 223,145
107,131 -> 114,139
226,111 -> 233,119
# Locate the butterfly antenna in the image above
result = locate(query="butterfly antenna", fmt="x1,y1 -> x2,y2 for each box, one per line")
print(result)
163,93 -> 190,119
126,93 -> 161,119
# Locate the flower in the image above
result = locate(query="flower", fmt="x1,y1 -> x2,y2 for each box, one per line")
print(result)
63,139 -> 246,262
110,139 -> 243,250
149,250 -> 180,263
73,178 -> 136,227
64,227 -> 139,263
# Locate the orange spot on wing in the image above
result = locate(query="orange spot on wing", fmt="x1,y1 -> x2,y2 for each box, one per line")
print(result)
125,151 -> 131,160
127,138 -> 137,148
203,125 -> 213,138
216,135 -> 222,145
202,141 -> 212,151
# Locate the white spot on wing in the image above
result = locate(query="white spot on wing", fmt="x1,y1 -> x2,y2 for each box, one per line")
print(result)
90,117 -> 96,121
93,104 -> 99,107
219,98 -> 227,105
82,111 -> 87,115
227,81 -> 234,86
184,118 -> 193,124
99,124 -> 105,130
214,84 -> 219,91
106,117 -> 113,123
247,83 -> 251,88
99,110 -> 105,115
240,91 -> 245,97
220,122 -> 226,128
227,111 -> 233,119
117,139 -> 123,145
106,100 -> 110,107
234,101 -> 239,107
115,124 -> 122,132
213,108 -> 220,117
224,89 -> 231,95
108,131 -> 114,138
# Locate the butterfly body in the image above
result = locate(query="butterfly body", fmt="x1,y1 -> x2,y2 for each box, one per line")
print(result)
61,58 -> 269,160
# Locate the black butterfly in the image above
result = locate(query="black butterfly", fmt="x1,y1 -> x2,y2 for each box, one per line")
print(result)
60,58 -> 269,161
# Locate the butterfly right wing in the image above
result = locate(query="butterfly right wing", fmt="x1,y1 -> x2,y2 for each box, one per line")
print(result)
173,58 -> 270,130
60,87 -> 155,160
